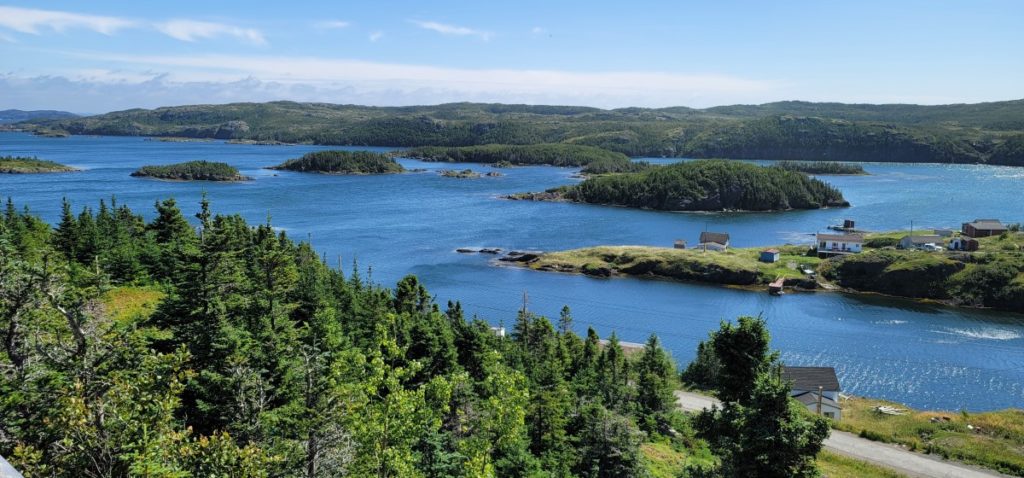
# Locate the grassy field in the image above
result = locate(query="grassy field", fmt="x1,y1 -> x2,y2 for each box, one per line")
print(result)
100,286 -> 165,323
640,439 -> 909,477
641,440 -> 716,478
816,450 -> 908,478
834,396 -> 1024,476
526,244 -> 821,286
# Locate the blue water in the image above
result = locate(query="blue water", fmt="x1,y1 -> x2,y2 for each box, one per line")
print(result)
2,132 -> 1023,411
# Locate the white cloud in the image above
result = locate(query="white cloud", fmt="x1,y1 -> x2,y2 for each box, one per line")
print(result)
316,20 -> 351,30
369,31 -> 383,42
0,6 -> 135,35
48,52 -> 777,109
410,20 -> 492,41
531,26 -> 544,35
155,19 -> 266,45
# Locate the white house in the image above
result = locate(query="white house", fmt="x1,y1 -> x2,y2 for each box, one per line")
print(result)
899,235 -> 943,250
698,232 -> 730,252
816,233 -> 863,257
782,366 -> 843,421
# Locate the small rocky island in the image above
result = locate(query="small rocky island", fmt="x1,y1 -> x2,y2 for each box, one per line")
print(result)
268,150 -> 404,174
0,156 -> 78,174
509,159 -> 849,212
439,169 -> 504,178
131,161 -> 250,181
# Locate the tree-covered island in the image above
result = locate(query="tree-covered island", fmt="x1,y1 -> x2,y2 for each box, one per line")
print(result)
509,159 -> 849,212
403,143 -> 635,168
268,150 -> 405,174
773,160 -> 867,175
130,160 -> 250,181
0,156 -> 78,173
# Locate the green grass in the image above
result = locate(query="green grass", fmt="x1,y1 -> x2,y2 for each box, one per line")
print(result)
641,437 -> 910,477
817,450 -> 908,478
834,396 -> 1024,476
529,244 -> 819,286
0,156 -> 77,173
641,440 -> 716,478
101,286 -> 165,323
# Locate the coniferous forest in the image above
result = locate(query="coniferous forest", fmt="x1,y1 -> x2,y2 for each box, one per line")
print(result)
0,196 -> 828,477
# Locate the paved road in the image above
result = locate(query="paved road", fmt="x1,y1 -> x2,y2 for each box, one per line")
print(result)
674,391 -> 1011,478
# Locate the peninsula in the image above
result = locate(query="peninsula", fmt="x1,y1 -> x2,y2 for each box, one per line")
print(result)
268,150 -> 404,174
504,228 -> 1024,313
0,156 -> 78,174
130,161 -> 249,181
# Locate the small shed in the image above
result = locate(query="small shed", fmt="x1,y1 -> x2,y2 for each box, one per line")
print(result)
948,237 -> 979,251
674,239 -> 687,249
759,249 -> 781,263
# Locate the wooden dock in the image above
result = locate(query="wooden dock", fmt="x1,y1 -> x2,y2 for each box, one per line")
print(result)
768,277 -> 785,295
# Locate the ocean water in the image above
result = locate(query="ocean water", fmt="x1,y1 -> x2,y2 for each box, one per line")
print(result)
2,132 -> 1023,411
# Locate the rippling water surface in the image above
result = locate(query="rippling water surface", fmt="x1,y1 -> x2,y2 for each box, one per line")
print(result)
3,132 -> 1023,410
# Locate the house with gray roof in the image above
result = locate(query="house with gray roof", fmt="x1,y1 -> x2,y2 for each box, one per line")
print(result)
782,366 -> 843,420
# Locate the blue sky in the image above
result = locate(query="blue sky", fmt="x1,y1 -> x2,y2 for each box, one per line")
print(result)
1,0 -> 1022,113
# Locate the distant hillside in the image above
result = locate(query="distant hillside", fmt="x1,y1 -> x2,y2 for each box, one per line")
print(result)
17,99 -> 1024,165
0,109 -> 78,124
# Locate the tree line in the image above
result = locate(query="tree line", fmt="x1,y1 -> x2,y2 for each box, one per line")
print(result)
0,196 -> 829,477
22,100 -> 1024,166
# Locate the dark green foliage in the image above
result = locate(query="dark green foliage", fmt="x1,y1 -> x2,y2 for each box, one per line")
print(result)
695,374 -> 830,478
691,316 -> 830,477
4,197 -> 742,477
580,157 -> 652,175
560,159 -> 849,211
773,160 -> 866,175
131,160 -> 248,181
991,135 -> 1024,166
572,403 -> 648,478
404,143 -> 630,168
705,316 -> 777,404
680,339 -> 722,391
24,99 -> 1024,165
269,150 -> 404,174
0,155 -> 77,173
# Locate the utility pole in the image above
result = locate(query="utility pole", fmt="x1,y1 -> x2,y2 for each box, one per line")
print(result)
817,385 -> 824,416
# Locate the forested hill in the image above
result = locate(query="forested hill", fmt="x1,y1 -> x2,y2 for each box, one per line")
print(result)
17,99 -> 1024,165
0,109 -> 78,124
